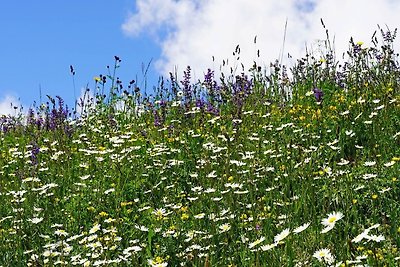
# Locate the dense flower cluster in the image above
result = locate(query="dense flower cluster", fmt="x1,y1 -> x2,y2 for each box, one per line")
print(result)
0,28 -> 399,266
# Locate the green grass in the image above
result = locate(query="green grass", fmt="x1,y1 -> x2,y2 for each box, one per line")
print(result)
0,27 -> 399,266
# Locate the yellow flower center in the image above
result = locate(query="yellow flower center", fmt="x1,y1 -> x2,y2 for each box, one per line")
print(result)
328,217 -> 336,223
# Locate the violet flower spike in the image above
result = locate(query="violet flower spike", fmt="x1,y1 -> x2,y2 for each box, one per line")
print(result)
313,87 -> 324,102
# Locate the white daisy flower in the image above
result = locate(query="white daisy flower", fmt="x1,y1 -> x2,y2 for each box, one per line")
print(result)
194,213 -> 205,219
384,161 -> 395,167
352,229 -> 370,243
274,228 -> 290,243
321,225 -> 334,234
313,248 -> 335,264
219,223 -> 231,233
260,243 -> 278,251
366,234 -> 385,242
29,217 -> 44,224
364,161 -> 376,167
89,223 -> 101,234
321,212 -> 344,228
249,237 -> 265,249
293,222 -> 310,234
54,229 -> 69,237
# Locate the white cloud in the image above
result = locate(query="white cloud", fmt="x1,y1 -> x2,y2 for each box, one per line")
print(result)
123,0 -> 400,78
0,95 -> 22,116
122,0 -> 199,40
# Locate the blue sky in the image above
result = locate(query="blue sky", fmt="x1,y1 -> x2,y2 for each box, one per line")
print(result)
1,0 -> 399,115
0,1 -> 161,114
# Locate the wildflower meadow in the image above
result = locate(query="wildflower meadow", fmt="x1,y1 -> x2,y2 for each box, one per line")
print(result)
0,26 -> 399,266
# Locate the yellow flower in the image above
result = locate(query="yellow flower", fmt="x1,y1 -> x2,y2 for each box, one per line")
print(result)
87,206 -> 95,212
372,194 -> 378,200
99,211 -> 108,217
148,256 -> 168,267
120,201 -> 133,207
94,76 -> 101,82
181,213 -> 189,220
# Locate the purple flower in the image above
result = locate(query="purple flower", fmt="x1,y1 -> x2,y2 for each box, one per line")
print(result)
159,100 -> 167,108
313,87 -> 324,102
30,143 -> 40,165
153,110 -> 161,127
206,102 -> 219,115
195,98 -> 205,109
181,66 -> 192,102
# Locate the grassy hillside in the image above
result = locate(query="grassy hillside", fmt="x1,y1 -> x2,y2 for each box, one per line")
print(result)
0,28 -> 399,266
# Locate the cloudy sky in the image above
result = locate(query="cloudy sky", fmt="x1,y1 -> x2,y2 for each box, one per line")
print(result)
1,0 -> 399,115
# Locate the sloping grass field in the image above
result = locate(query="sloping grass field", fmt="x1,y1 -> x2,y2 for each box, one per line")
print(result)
0,28 -> 399,266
